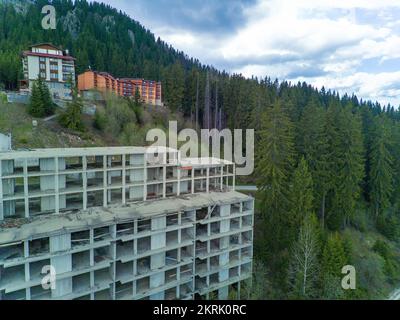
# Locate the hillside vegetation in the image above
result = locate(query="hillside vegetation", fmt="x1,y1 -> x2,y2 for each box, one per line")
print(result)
0,93 -> 189,149
1,0 -> 400,300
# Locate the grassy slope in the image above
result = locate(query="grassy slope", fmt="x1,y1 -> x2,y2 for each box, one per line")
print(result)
0,102 -> 108,149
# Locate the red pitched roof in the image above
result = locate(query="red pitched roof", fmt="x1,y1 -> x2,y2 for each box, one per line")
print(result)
22,51 -> 76,61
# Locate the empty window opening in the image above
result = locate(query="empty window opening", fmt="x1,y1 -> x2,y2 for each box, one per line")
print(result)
65,193 -> 83,211
230,218 -> 240,231
29,238 -> 50,256
94,246 -> 111,264
146,183 -> 163,200
65,173 -> 83,190
108,188 -> 122,204
165,268 -> 177,284
210,239 -> 220,252
0,264 -> 25,286
137,257 -> 151,275
137,219 -> 151,233
94,268 -> 112,287
108,171 -> 122,186
166,249 -> 178,265
136,276 -> 150,294
72,273 -> 90,292
167,214 -> 179,227
181,264 -> 193,279
116,261 -> 133,281
94,288 -> 112,300
166,182 -> 177,197
117,222 -> 134,236
196,208 -> 208,221
231,203 -> 241,214
182,211 -> 195,223
137,237 -> 151,254
28,176 -> 41,193
3,199 -> 25,219
86,156 -> 104,170
115,282 -> 133,300
107,155 -> 123,168
2,288 -> 25,300
30,259 -> 51,281
72,251 -> 90,270
116,240 -> 133,260
93,227 -> 110,243
71,230 -> 90,248
31,284 -> 51,300
87,190 -> 103,208
181,246 -> 193,260
196,224 -> 207,237
65,157 -> 82,171
230,234 -> 240,246
166,230 -> 178,246
0,242 -> 24,261
181,227 -> 194,242
87,172 -> 103,188
165,287 -> 177,300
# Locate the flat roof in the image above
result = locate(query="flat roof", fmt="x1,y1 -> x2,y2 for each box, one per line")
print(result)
180,157 -> 234,167
0,191 -> 253,243
0,146 -> 179,161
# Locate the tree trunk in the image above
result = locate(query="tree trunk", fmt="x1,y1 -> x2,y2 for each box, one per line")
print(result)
195,73 -> 199,132
214,82 -> 218,129
321,192 -> 326,229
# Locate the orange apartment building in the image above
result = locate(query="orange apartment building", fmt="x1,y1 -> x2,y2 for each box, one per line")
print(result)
78,70 -> 162,106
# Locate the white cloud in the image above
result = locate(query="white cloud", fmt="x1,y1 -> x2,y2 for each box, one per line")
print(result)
101,0 -> 400,106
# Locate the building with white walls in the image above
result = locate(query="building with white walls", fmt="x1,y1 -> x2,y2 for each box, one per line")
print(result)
0,146 -> 254,300
20,43 -> 76,100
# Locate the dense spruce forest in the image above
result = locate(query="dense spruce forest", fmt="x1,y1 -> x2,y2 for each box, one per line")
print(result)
1,0 -> 400,300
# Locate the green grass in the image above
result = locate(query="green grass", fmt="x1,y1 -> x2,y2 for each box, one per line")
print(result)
0,101 -> 105,149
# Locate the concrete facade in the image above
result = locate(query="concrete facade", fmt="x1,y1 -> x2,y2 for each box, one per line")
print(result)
0,146 -> 254,300
21,43 -> 76,100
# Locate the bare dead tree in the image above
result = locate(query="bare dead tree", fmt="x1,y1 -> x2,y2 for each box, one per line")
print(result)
195,72 -> 199,131
289,215 -> 320,298
203,71 -> 211,129
214,81 -> 218,129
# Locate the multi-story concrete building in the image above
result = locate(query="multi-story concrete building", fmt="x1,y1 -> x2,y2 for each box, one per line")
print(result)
78,70 -> 162,106
20,43 -> 76,100
0,146 -> 254,300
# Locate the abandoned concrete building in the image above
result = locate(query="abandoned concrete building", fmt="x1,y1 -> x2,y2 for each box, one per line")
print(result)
0,146 -> 254,300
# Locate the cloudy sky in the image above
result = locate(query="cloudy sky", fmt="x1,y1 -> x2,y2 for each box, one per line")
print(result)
97,0 -> 400,106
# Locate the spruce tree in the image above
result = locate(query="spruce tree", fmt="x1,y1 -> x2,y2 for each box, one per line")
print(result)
299,99 -> 331,228
257,100 -> 296,218
326,103 -> 364,229
59,85 -> 84,131
287,157 -> 314,243
39,79 -> 54,116
369,115 -> 394,218
28,80 -> 43,117
320,233 -> 348,299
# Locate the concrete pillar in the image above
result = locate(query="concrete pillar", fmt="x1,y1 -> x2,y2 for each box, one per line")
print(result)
161,166 -> 166,198
218,286 -> 229,300
206,168 -> 210,193
23,159 -> 29,218
151,216 -> 166,270
0,161 -> 3,221
50,234 -> 72,298
191,169 -> 195,194
82,156 -> 87,210
122,154 -> 126,205
103,156 -> 107,207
